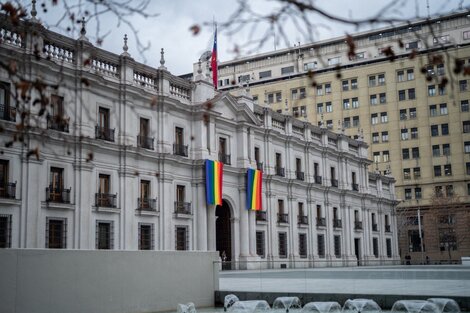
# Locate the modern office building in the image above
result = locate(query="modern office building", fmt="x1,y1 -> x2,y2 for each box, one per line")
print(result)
0,14 -> 399,267
205,11 -> 470,263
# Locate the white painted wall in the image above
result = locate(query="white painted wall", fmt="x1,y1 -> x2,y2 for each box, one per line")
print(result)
0,249 -> 219,313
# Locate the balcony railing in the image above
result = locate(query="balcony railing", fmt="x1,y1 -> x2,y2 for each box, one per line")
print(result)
46,187 -> 71,203
256,211 -> 267,222
314,175 -> 322,184
95,193 -> 117,208
47,115 -> 69,132
0,182 -> 16,199
95,125 -> 115,142
0,104 -> 16,122
331,179 -> 339,187
137,197 -> 157,211
174,201 -> 192,215
137,135 -> 154,150
385,225 -> 391,232
352,183 -> 359,191
275,166 -> 285,177
333,219 -> 342,228
277,213 -> 289,224
219,153 -> 231,165
372,223 -> 378,231
316,217 -> 326,227
173,144 -> 188,157
256,162 -> 263,171
354,221 -> 363,230
296,171 -> 305,181
298,215 -> 308,225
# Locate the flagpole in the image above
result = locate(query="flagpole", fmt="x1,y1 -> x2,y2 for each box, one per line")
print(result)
418,208 -> 424,264
211,19 -> 218,90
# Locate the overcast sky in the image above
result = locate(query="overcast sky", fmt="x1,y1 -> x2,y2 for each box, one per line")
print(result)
32,0 -> 470,75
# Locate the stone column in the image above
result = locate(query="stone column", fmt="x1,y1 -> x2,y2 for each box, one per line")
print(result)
161,176 -> 174,250
248,209 -> 256,256
239,204 -> 250,257
207,205 -> 216,251
119,169 -> 136,250
197,185 -> 208,251
22,157 -> 44,248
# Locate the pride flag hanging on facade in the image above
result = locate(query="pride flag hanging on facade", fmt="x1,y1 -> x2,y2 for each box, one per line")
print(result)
205,159 -> 223,205
247,169 -> 262,211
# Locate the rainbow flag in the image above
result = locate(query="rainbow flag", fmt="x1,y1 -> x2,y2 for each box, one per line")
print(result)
205,160 -> 223,205
247,169 -> 262,210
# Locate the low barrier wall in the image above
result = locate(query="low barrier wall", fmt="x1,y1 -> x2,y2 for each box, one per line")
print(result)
0,249 -> 219,313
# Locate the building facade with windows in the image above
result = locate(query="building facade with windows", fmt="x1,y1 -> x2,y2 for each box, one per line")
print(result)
204,12 -> 470,263
0,15 -> 399,267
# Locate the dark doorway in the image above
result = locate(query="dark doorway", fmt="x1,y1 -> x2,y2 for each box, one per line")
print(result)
354,238 -> 361,266
216,200 -> 232,270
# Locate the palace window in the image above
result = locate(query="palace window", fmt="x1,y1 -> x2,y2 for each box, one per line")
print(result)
175,226 -> 189,250
46,218 -> 67,249
96,220 -> 113,249
139,223 -> 154,250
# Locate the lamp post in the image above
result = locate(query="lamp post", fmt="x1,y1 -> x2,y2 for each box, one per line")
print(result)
417,208 -> 425,265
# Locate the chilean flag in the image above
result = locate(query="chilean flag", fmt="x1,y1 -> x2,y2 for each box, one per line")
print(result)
211,25 -> 218,90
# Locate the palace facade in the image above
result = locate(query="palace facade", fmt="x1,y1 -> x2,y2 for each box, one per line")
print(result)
0,14 -> 399,267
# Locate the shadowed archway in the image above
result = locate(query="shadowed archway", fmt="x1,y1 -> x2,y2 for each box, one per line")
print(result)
216,199 -> 232,268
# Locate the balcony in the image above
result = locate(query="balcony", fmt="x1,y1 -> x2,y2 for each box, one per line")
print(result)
137,135 -> 154,150
46,187 -> 71,203
95,193 -> 117,208
256,162 -> 263,171
298,215 -> 308,225
331,179 -> 338,187
275,166 -> 285,177
316,217 -> 326,227
0,104 -> 16,122
174,201 -> 192,215
372,223 -> 378,231
137,197 -> 157,211
256,210 -> 267,222
0,182 -> 16,199
219,153 -> 231,165
296,171 -> 305,181
47,115 -> 69,132
95,126 -> 115,142
173,143 -> 188,157
385,225 -> 391,232
354,221 -> 363,230
333,219 -> 342,228
277,213 -> 289,224
314,175 -> 322,184
352,183 -> 359,191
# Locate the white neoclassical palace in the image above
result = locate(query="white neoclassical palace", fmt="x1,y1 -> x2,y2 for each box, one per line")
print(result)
0,16 -> 399,267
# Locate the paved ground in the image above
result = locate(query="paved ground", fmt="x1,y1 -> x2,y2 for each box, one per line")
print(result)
219,265 -> 470,297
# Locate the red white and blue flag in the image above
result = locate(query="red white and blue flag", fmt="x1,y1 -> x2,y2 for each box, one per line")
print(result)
211,25 -> 218,90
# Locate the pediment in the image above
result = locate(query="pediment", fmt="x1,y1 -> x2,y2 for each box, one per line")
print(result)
206,92 -> 261,125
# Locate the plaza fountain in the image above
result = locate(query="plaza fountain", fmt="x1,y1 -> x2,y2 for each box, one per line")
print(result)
177,303 -> 197,313
427,299 -> 461,313
301,302 -> 342,313
217,295 -> 462,313
229,300 -> 271,313
225,294 -> 240,311
342,299 -> 382,313
391,300 -> 440,313
273,297 -> 302,312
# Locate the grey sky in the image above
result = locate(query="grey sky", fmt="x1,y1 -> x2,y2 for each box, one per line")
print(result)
32,0 -> 470,75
